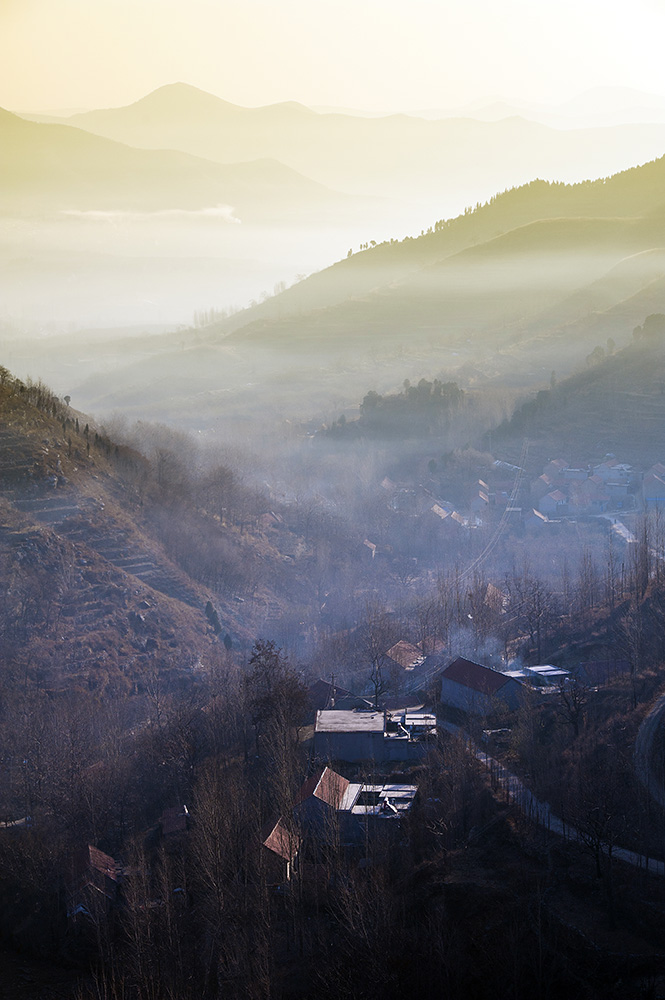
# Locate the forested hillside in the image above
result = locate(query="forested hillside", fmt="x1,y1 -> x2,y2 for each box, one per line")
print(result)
493,316 -> 665,465
210,157 -> 665,338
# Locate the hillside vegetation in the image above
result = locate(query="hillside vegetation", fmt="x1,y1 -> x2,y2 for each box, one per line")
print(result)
56,157 -> 665,430
492,317 -> 665,466
203,158 -> 665,338
0,366 -> 341,695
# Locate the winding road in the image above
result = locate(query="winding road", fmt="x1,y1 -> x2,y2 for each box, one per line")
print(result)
441,720 -> 665,876
635,692 -> 665,811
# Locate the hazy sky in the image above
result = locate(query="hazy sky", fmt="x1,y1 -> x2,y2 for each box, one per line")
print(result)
3,0 -> 665,113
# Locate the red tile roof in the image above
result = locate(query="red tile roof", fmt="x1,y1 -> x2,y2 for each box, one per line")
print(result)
262,817 -> 300,861
443,657 -> 510,695
294,766 -> 350,808
69,845 -> 119,899
82,845 -> 119,881
386,639 -> 423,669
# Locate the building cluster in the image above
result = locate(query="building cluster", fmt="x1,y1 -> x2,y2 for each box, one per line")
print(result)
438,654 -> 630,715
379,452 -> 665,547
65,805 -> 191,922
525,455 -> 665,521
262,765 -> 418,883
529,456 -> 639,519
379,476 -> 474,534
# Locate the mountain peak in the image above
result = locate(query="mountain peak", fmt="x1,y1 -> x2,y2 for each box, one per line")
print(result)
129,82 -> 242,114
72,83 -> 315,122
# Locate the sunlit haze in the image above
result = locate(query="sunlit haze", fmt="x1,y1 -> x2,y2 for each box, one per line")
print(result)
3,0 -> 665,113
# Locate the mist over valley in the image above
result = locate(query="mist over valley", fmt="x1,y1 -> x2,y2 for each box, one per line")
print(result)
6,10 -> 665,994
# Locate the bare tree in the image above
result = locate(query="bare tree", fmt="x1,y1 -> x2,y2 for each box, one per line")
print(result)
358,602 -> 400,708
556,677 -> 587,739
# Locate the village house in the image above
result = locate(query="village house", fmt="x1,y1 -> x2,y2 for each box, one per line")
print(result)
261,767 -> 418,881
524,508 -> 550,530
561,467 -> 588,482
450,510 -> 468,528
66,844 -> 121,921
530,473 -> 555,500
292,765 -> 417,849
485,582 -> 509,614
543,458 -> 568,480
489,486 -> 512,507
538,489 -> 568,517
569,475 -> 609,513
314,709 -> 386,762
307,678 -> 373,715
440,657 -> 524,715
262,816 -> 301,884
314,708 -> 436,763
430,503 -> 451,521
593,458 -> 634,486
385,639 -> 425,671
293,766 -> 353,836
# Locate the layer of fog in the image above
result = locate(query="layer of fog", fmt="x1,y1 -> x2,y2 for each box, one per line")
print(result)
98,376 -> 634,672
0,214 -> 412,332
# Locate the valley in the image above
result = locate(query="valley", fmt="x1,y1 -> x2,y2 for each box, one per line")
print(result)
5,49 -> 665,998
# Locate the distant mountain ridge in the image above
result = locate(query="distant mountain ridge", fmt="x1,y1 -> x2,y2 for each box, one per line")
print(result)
53,82 -> 665,211
0,105 -> 354,221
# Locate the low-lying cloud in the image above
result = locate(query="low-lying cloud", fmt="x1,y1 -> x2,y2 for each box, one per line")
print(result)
61,205 -> 241,224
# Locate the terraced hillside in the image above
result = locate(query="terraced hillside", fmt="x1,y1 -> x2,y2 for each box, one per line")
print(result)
0,371 -> 293,690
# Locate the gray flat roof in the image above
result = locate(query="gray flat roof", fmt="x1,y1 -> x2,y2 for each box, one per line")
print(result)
315,710 -> 384,733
